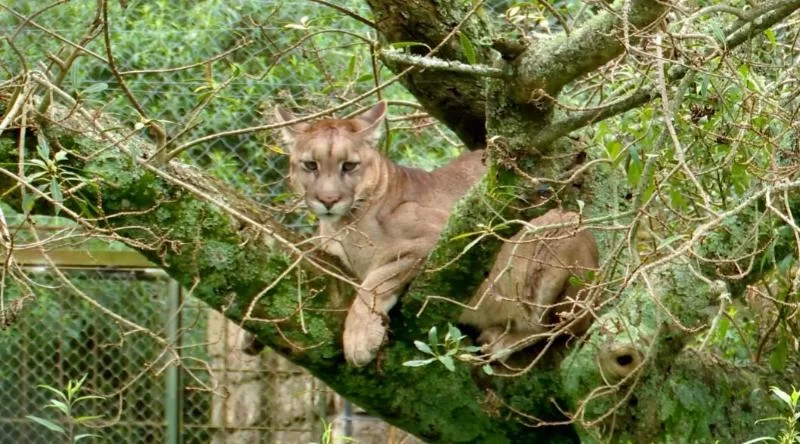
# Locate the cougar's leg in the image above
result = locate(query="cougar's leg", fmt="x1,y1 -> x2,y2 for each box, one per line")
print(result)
343,256 -> 419,366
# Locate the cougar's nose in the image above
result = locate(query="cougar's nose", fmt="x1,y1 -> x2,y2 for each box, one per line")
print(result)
318,195 -> 340,210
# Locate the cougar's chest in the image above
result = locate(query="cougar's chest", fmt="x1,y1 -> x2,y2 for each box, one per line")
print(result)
318,217 -> 387,280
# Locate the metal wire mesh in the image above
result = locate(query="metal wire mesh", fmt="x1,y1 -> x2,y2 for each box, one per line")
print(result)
0,268 -> 332,444
0,1 -> 481,442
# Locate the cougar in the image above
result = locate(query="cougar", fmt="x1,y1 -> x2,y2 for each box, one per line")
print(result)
275,102 -> 599,367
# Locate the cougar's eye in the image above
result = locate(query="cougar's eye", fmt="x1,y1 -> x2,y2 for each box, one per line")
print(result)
342,161 -> 359,172
301,161 -> 318,172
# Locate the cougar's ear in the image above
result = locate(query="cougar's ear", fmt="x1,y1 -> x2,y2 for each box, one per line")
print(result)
274,106 -> 309,146
354,101 -> 387,145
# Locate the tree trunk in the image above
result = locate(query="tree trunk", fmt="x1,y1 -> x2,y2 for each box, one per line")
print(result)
0,99 -> 794,442
2,0 -> 800,441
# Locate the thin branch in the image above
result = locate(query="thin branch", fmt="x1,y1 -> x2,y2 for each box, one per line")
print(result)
119,40 -> 253,75
163,0 -> 486,161
308,0 -> 377,29
0,3 -> 109,64
380,49 -> 505,78
100,0 -> 167,161
529,0 -> 800,149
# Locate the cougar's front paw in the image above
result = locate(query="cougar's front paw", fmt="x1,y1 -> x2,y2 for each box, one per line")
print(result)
343,306 -> 387,367
477,326 -> 513,361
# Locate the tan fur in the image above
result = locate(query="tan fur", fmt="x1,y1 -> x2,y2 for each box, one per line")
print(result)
459,209 -> 599,358
275,102 -> 599,366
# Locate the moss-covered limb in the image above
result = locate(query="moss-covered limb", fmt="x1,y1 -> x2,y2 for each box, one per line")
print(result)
366,0 -> 494,150
0,112 -> 585,442
527,0 -> 800,150
564,339 -> 786,442
558,259 -> 794,442
508,0 -> 670,104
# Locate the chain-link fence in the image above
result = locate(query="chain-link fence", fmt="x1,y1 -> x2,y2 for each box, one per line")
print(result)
0,263 -> 335,444
0,1 -> 472,442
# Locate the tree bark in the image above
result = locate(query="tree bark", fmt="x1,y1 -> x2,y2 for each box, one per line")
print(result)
3,0 -> 800,442
0,100 -> 795,442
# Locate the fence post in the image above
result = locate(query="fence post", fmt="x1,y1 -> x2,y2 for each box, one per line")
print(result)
165,279 -> 184,444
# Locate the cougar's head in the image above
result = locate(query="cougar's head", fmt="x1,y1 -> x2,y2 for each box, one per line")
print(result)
274,102 -> 386,223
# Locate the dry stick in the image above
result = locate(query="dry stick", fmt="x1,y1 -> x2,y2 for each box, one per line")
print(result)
369,44 -> 391,153
7,0 -> 69,42
120,40 -> 253,75
0,204 -> 12,315
379,50 -> 504,77
163,0 -> 486,161
0,3 -> 108,64
100,0 -> 167,160
0,77 -> 30,134
308,0 -> 377,29
39,3 -> 104,114
530,0 -> 800,149
655,32 -> 716,216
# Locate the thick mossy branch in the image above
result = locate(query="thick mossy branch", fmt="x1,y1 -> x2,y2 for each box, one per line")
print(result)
509,0 -> 670,102
0,115 -> 578,443
527,0 -> 800,148
367,0 -> 494,149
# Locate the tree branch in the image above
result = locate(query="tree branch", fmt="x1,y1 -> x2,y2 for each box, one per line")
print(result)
367,0 -> 495,149
509,0 -> 670,103
1,85 -> 795,443
380,49 -> 504,78
529,0 -> 800,149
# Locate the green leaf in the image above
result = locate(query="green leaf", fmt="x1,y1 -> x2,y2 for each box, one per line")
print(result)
74,433 -> 102,442
37,137 -> 50,160
709,21 -> 726,45
22,193 -> 38,214
482,364 -> 494,375
769,337 -> 788,372
28,158 -> 47,169
54,151 -> 68,162
605,139 -> 622,163
770,386 -> 792,407
68,375 -> 88,399
458,32 -> 477,65
389,41 -> 431,51
50,178 -> 63,215
74,395 -> 105,404
428,326 -> 438,347
777,254 -> 795,276
45,399 -> 69,415
36,385 -> 68,401
82,83 -> 108,95
763,28 -> 777,46
741,437 -> 777,444
26,415 -> 65,434
414,340 -> 434,355
446,323 -> 461,343
74,414 -> 103,423
26,171 -> 47,182
657,235 -> 684,251
438,355 -> 455,371
355,74 -> 373,83
402,358 -> 436,367
346,55 -> 357,79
